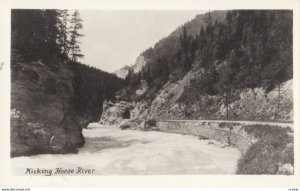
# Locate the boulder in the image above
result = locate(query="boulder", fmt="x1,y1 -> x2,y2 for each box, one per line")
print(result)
277,163 -> 294,175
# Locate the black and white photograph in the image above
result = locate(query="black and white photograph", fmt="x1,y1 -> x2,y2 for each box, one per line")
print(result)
1,0 -> 300,188
9,8 -> 294,175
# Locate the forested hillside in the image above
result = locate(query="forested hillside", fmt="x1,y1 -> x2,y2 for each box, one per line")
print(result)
121,10 -> 292,102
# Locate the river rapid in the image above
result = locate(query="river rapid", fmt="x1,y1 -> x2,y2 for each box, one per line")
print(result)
12,123 -> 241,175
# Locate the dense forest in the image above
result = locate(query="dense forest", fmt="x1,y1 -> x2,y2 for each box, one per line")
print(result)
70,62 -> 124,120
123,10 -> 292,101
11,10 -> 84,62
11,9 -> 124,121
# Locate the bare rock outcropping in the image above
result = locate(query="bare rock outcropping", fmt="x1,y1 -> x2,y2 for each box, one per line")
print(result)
100,100 -> 149,125
149,77 -> 293,121
220,80 -> 293,121
114,55 -> 146,79
11,59 -> 84,157
100,78 -> 293,126
114,65 -> 131,79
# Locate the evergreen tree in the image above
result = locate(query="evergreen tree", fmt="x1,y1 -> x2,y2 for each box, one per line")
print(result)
198,26 -> 206,50
44,10 -> 60,56
57,9 -> 70,56
11,9 -> 64,62
68,10 -> 84,62
180,26 -> 189,51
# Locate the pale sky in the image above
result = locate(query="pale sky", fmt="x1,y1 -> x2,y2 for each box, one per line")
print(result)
79,10 -> 207,73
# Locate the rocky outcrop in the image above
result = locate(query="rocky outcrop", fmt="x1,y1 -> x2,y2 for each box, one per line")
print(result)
149,68 -> 204,120
219,80 -> 293,121
277,163 -> 294,175
114,55 -> 146,79
135,80 -> 148,96
100,77 -> 293,126
133,55 -> 146,73
149,76 -> 293,121
99,100 -> 149,125
114,65 -> 131,79
11,59 -> 84,157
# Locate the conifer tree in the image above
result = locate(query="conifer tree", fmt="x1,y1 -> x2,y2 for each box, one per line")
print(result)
68,10 -> 84,62
45,11 -> 59,49
57,9 -> 70,56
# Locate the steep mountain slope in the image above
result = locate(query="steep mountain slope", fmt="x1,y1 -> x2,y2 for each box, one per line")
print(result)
114,11 -> 227,80
101,10 -> 293,123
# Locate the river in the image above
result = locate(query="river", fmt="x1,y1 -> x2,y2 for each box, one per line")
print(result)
12,123 -> 241,175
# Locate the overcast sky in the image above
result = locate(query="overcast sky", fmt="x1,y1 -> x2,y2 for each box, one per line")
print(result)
79,10 -> 207,73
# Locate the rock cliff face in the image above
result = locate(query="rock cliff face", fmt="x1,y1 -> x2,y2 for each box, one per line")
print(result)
11,59 -> 85,157
100,78 -> 293,125
218,80 -> 293,121
100,100 -> 149,125
114,65 -> 131,79
149,67 -> 205,120
151,79 -> 293,121
133,55 -> 146,73
114,55 -> 146,79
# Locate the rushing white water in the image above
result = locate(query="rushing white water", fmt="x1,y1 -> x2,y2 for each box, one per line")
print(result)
12,123 -> 241,175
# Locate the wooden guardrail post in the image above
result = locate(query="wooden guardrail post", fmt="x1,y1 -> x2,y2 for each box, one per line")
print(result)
227,126 -> 233,146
